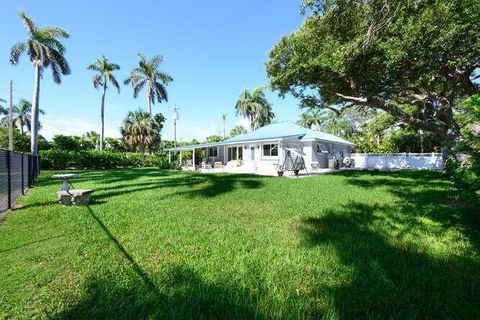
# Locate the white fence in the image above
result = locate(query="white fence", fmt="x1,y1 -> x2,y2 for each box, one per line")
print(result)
350,153 -> 443,170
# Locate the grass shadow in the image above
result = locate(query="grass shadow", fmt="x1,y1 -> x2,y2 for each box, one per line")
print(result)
299,170 -> 480,318
339,170 -> 480,250
89,171 -> 265,202
52,264 -> 265,319
52,206 -> 265,319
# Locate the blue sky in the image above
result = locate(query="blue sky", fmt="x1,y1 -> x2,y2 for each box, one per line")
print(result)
0,0 -> 305,142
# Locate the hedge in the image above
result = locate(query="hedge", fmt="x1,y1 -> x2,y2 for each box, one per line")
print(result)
39,150 -> 179,170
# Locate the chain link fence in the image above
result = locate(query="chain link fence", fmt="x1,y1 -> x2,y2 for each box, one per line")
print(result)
0,150 -> 39,215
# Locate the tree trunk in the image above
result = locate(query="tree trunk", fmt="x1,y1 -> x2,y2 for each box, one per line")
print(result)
419,129 -> 424,153
100,82 -> 106,150
147,96 -> 152,115
31,64 -> 41,155
441,145 -> 449,162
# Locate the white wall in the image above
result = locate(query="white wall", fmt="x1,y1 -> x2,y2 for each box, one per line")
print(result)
351,153 -> 443,170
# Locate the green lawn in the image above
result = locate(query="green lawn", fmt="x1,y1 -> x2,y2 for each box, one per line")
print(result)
0,169 -> 479,319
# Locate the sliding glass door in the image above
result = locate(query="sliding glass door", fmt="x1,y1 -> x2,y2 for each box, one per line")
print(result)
227,146 -> 243,161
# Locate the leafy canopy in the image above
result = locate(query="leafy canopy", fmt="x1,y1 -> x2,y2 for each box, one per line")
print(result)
0,99 -> 45,134
230,125 -> 247,137
121,109 -> 165,153
10,11 -> 71,83
124,54 -> 173,114
235,87 -> 275,130
87,56 -> 121,92
267,0 -> 480,145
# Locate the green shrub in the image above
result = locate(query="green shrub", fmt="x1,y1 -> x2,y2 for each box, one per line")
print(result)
39,150 -> 179,170
446,149 -> 480,194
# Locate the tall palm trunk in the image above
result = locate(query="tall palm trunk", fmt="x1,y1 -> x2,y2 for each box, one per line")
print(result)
100,80 -> 106,150
147,97 -> 152,115
31,64 -> 41,155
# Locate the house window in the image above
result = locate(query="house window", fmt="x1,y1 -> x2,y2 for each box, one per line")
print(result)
227,146 -> 239,161
262,143 -> 278,158
208,147 -> 218,157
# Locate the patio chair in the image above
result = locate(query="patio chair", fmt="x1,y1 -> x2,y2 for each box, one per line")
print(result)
202,159 -> 213,169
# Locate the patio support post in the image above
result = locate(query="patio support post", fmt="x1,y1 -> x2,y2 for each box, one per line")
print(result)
168,152 -> 171,164
278,139 -> 281,160
224,145 -> 226,164
193,148 -> 195,170
179,150 -> 182,167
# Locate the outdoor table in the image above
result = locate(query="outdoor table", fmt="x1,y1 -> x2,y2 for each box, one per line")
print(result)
51,173 -> 79,191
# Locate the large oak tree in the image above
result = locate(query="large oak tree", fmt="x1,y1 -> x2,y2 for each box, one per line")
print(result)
266,0 -> 480,155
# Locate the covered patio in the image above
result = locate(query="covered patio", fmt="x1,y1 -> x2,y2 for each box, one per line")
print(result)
165,141 -> 245,171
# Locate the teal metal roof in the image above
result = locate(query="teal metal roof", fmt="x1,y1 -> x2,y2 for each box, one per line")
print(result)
300,129 -> 354,145
164,141 -> 224,152
165,122 -> 353,151
223,122 -> 354,145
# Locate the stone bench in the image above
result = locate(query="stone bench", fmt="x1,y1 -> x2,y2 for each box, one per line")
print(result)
57,189 -> 93,206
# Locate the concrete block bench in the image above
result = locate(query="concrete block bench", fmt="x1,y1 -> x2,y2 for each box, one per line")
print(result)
57,189 -> 93,206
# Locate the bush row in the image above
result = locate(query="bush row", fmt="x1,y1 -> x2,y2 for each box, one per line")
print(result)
39,150 -> 179,170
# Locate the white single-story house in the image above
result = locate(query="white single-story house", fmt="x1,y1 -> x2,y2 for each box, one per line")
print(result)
165,122 -> 354,175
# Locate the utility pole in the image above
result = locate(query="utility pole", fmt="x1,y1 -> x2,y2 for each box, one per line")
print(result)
222,114 -> 226,139
173,105 -> 179,147
8,80 -> 13,151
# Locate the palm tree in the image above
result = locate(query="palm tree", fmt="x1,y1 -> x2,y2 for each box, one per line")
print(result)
235,89 -> 256,131
10,11 -> 70,155
83,131 -> 100,149
230,125 -> 247,137
1,99 -> 45,134
252,101 -> 275,129
222,113 -> 227,138
121,109 -> 162,153
298,108 -> 323,130
124,54 -> 173,115
235,87 -> 273,130
87,56 -> 121,150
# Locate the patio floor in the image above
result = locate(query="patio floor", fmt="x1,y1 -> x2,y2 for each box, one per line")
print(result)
198,166 -> 335,177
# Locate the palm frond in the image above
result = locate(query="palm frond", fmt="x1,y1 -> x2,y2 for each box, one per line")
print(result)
50,60 -> 62,84
150,55 -> 164,69
93,74 -> 103,89
19,11 -> 36,33
154,82 -> 168,103
9,42 -> 26,64
87,63 -> 101,71
133,79 -> 147,98
156,71 -> 173,84
109,75 -> 121,93
42,27 -> 69,39
109,63 -> 120,71
39,35 -> 66,54
49,48 -> 71,75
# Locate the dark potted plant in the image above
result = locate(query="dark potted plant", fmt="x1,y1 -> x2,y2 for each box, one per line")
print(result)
275,163 -> 284,176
